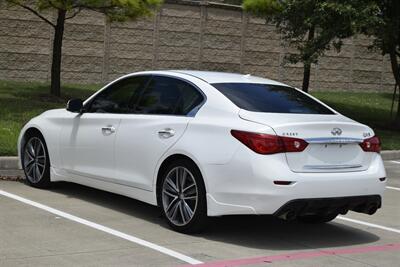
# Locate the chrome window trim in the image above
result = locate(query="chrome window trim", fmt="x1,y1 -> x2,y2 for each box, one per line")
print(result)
82,73 -> 207,117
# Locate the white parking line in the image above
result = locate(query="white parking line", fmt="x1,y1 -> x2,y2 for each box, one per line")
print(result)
337,216 -> 400,234
0,189 -> 203,265
387,186 -> 400,191
391,160 -> 400,164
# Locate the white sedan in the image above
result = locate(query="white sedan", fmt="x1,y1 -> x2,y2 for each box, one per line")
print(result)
18,70 -> 386,233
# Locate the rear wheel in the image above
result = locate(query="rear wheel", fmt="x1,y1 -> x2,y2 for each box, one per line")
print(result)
22,134 -> 51,188
297,213 -> 338,224
159,159 -> 208,233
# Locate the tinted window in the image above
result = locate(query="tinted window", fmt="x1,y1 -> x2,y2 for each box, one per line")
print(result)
87,76 -> 149,114
135,76 -> 204,115
212,83 -> 334,114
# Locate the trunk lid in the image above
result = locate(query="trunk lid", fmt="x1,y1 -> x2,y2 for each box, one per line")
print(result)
239,110 -> 375,173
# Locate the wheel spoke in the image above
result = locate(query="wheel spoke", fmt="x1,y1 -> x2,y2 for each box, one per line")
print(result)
165,177 -> 178,193
37,162 -> 45,169
31,164 -> 37,181
27,142 -> 35,158
179,201 -> 187,224
26,151 -> 34,161
34,139 -> 41,156
183,200 -> 194,218
26,162 -> 35,176
183,195 -> 197,200
180,169 -> 188,193
162,189 -> 177,198
182,183 -> 195,193
169,200 -> 180,220
165,197 -> 179,214
25,158 -> 35,167
175,168 -> 180,191
184,186 -> 197,197
35,165 -> 41,181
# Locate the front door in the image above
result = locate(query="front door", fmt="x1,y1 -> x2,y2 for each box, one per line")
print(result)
60,75 -> 151,180
60,113 -> 120,179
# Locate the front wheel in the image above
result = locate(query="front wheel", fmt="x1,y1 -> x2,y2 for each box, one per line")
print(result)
22,134 -> 51,188
159,159 -> 208,234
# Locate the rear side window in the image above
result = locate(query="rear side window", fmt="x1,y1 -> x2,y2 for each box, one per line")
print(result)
135,76 -> 204,115
212,83 -> 334,114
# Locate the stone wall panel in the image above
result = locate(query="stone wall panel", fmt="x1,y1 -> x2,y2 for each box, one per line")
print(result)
158,31 -> 199,47
109,43 -> 153,60
242,51 -> 280,66
111,28 -> 154,45
109,58 -> 153,74
61,55 -> 103,73
352,70 -> 381,84
0,53 -> 48,71
0,19 -> 50,39
158,46 -> 199,61
318,57 -> 351,70
159,17 -> 200,33
0,2 -> 396,91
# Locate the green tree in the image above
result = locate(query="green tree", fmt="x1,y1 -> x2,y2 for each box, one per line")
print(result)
6,0 -> 161,97
243,0 -> 377,92
362,0 -> 400,127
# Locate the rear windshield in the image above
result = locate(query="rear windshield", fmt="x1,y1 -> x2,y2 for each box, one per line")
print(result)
212,83 -> 335,114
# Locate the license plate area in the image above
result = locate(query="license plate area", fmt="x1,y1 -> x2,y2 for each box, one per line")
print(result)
285,142 -> 368,173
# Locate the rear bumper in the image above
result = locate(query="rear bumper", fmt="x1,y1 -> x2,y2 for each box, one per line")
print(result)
273,195 -> 381,220
203,146 -> 386,216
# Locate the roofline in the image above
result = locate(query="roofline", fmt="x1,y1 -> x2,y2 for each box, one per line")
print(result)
164,70 -> 289,87
165,70 -> 212,84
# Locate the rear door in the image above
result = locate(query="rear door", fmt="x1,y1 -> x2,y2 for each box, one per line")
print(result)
115,75 -> 205,190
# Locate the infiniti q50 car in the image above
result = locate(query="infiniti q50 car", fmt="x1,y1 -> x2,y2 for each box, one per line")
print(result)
18,70 -> 386,233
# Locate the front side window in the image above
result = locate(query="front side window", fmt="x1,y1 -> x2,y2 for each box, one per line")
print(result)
212,83 -> 334,114
87,76 -> 150,114
135,76 -> 204,115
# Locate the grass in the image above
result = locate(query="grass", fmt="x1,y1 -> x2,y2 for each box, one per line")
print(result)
0,80 -> 100,156
0,80 -> 399,156
312,91 -> 400,150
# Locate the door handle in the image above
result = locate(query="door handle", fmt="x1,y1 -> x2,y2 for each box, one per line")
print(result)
102,126 -> 116,135
158,128 -> 175,138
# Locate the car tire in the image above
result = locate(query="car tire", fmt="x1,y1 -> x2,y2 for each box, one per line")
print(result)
297,213 -> 338,224
22,133 -> 51,188
159,159 -> 208,234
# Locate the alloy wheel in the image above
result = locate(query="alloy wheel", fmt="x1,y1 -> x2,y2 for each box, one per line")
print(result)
162,166 -> 198,226
23,137 -> 47,184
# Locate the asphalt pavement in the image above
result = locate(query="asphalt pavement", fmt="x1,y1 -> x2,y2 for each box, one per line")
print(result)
0,160 -> 399,266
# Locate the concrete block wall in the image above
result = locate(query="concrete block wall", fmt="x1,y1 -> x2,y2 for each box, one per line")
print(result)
0,0 -> 395,91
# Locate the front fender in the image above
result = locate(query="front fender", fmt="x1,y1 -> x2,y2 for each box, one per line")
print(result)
17,109 -> 66,170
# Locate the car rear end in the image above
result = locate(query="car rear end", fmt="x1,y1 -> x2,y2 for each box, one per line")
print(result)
205,82 -> 386,219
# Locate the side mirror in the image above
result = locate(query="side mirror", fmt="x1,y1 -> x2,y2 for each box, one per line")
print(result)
66,99 -> 83,113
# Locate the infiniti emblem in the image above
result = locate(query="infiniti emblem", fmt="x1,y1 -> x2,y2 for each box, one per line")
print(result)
331,127 -> 342,136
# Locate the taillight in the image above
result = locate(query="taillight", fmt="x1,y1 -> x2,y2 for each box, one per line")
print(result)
231,130 -> 308,155
359,136 -> 381,153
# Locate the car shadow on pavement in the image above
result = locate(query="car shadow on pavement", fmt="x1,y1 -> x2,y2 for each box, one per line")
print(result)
49,181 -> 380,251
